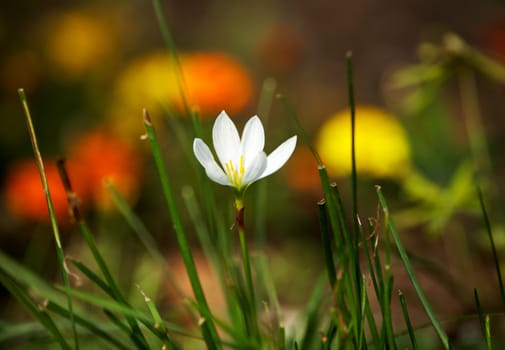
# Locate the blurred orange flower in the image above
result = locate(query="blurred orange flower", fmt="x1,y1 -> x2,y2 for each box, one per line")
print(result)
67,130 -> 143,210
177,52 -> 254,117
3,160 -> 70,222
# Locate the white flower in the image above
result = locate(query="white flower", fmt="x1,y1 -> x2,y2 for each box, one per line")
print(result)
193,111 -> 297,192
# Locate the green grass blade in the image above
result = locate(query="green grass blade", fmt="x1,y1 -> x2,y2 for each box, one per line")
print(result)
317,200 -> 336,288
255,78 -> 277,247
346,52 -> 358,241
0,250 -> 65,303
54,156 -> 149,347
299,275 -> 327,349
485,314 -> 492,350
0,250 -> 140,348
138,287 -> 179,350
17,88 -> 78,349
399,290 -> 418,350
238,226 -> 260,340
277,94 -> 322,165
181,186 -> 219,271
151,0 -> 191,117
107,182 -> 190,303
346,52 -> 364,345
279,325 -> 286,350
0,272 -> 71,350
363,293 -> 380,348
106,182 -> 165,265
474,288 -> 492,350
143,109 -> 222,349
256,255 -> 281,326
77,221 -> 149,349
46,301 -> 130,350
181,185 -> 245,331
376,186 -> 450,349
477,188 -> 505,314
69,259 -> 113,297
102,309 -> 137,343
55,286 -> 191,335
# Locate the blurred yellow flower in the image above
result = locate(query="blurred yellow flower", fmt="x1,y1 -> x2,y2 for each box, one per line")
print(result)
111,52 -> 177,115
107,52 -> 177,136
44,11 -> 115,77
316,106 -> 411,179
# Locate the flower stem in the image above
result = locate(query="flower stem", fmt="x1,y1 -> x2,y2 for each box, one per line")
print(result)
235,202 -> 260,340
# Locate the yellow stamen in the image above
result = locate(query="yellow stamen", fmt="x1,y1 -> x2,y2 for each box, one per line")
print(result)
225,156 -> 245,187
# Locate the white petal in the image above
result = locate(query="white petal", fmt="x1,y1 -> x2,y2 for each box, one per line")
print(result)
259,135 -> 297,179
241,116 -> 265,168
193,139 -> 230,186
193,138 -> 214,167
242,151 -> 268,185
212,111 -> 240,168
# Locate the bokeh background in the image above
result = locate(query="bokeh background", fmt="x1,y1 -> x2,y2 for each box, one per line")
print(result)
2,0 -> 505,345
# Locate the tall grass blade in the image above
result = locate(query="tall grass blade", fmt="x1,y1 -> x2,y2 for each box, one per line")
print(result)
138,287 -> 179,350
376,186 -> 450,349
69,259 -> 113,297
485,315 -> 492,350
474,288 -> 492,350
106,182 -> 165,266
317,200 -> 336,288
477,188 -> 505,314
151,0 -> 191,117
277,94 -> 322,165
143,109 -> 222,349
56,158 -> 149,349
255,78 -> 277,247
46,302 -> 130,350
299,275 -> 327,349
399,290 -> 418,350
346,52 -> 364,344
0,272 -> 71,350
77,222 -> 148,349
17,88 -> 78,349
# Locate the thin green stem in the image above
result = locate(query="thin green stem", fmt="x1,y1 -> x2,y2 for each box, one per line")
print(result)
18,88 -> 78,349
